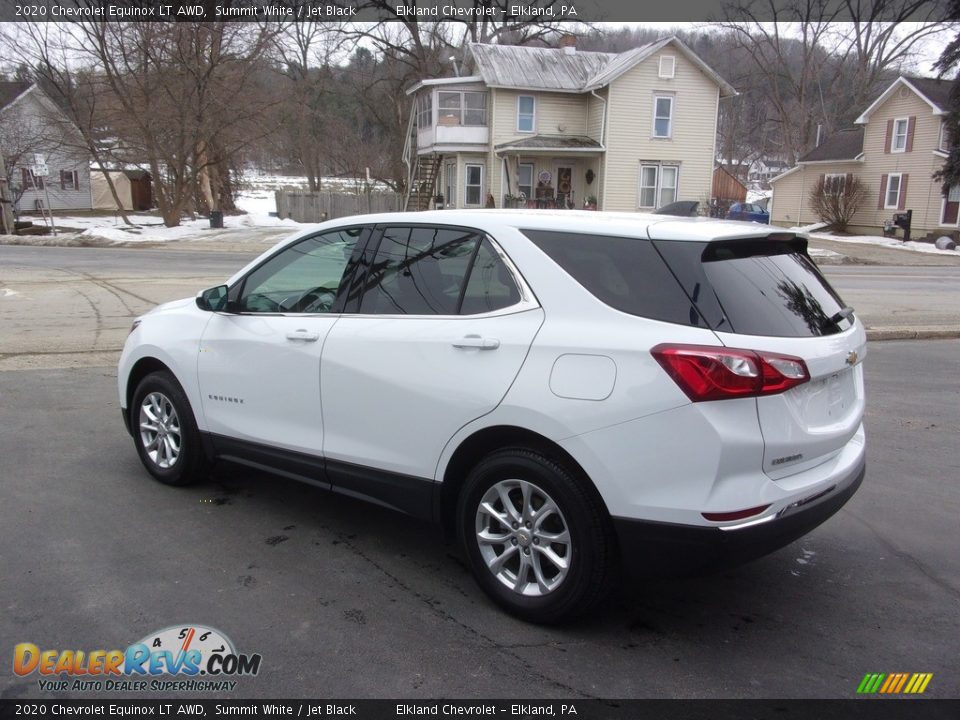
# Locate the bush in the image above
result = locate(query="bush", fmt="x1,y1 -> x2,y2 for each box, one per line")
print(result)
808,175 -> 869,232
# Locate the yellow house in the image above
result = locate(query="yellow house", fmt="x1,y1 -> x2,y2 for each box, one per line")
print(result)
403,36 -> 736,212
770,76 -> 952,237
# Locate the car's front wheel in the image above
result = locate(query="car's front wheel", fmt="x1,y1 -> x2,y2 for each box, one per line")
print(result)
131,371 -> 206,486
458,448 -> 617,623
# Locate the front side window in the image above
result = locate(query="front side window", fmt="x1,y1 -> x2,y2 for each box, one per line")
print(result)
653,95 -> 673,138
239,229 -> 362,313
891,118 -> 908,152
639,164 -> 679,209
357,227 -> 481,315
517,96 -> 535,133
465,164 -> 483,206
885,173 -> 902,209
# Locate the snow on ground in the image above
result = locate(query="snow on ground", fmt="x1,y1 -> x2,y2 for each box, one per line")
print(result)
790,226 -> 960,255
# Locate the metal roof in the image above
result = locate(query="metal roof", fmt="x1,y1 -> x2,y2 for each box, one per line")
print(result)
495,134 -> 604,152
468,37 -> 736,97
469,43 -> 615,92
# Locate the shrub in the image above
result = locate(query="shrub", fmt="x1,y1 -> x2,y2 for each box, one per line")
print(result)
808,175 -> 869,232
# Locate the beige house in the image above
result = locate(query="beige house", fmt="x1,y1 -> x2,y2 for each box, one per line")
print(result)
403,37 -> 735,212
770,76 -> 952,237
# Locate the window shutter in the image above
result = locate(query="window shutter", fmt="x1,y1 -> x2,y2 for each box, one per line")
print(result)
884,119 -> 893,154
905,116 -> 916,152
60,170 -> 67,190
819,173 -> 825,187
74,171 -> 79,189
897,174 -> 908,210
22,168 -> 30,186
878,174 -> 888,208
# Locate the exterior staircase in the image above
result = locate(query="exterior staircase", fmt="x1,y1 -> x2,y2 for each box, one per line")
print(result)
405,154 -> 441,211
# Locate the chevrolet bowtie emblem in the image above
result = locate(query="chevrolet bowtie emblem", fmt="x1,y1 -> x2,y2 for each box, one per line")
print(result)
846,351 -> 859,366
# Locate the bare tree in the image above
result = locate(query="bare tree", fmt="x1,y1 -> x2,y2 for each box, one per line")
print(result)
721,0 -> 951,162
809,174 -> 869,230
67,22 -> 278,227
0,23 -> 134,223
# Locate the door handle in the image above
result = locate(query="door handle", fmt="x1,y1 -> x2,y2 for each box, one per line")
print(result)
286,329 -> 320,342
452,335 -> 500,350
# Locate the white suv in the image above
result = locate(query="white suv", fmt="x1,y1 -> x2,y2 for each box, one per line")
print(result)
119,210 -> 866,622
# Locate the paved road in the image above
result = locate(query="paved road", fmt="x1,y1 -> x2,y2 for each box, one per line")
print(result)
821,266 -> 960,331
0,341 -> 956,700
2,246 -> 959,371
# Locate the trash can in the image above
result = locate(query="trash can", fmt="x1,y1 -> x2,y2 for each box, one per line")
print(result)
209,211 -> 223,229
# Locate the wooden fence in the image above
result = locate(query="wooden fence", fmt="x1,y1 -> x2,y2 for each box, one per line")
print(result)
275,189 -> 402,223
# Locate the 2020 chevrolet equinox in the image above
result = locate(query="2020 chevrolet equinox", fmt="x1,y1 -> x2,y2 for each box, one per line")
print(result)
119,210 -> 866,622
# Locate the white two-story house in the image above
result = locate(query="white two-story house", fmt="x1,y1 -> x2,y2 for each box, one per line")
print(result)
403,36 -> 736,212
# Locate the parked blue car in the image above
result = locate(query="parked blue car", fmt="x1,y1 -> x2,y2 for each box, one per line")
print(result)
728,202 -> 770,224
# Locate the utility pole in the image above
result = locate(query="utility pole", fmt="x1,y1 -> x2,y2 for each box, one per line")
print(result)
0,148 -> 15,235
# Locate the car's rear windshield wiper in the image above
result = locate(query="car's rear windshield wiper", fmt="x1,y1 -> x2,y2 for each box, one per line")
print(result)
822,306 -> 855,332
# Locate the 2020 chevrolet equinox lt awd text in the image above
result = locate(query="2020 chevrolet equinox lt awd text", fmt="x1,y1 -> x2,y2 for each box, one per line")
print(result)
119,210 -> 866,622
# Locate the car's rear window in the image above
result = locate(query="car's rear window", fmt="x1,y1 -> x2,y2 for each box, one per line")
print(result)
655,237 -> 850,337
523,230 -> 849,338
521,230 -> 703,326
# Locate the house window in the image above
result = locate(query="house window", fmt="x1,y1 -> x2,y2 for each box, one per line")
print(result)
464,164 -> 483,206
941,185 -> 960,226
463,92 -> 487,126
824,173 -> 846,195
435,91 -> 488,127
885,173 -> 903,209
416,93 -> 432,128
653,95 -> 673,138
517,163 -> 534,201
658,56 -> 675,79
517,96 -> 535,133
891,118 -> 908,152
60,170 -> 79,190
21,167 -> 44,190
639,164 -> 679,208
438,92 -> 461,126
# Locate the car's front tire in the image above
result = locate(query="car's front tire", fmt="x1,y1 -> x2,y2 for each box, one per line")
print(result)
458,448 -> 617,623
131,371 -> 206,487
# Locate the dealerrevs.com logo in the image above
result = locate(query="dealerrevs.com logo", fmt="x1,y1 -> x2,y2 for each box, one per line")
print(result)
14,625 -> 262,693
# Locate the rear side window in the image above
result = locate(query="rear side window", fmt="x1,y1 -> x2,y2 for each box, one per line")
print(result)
521,229 -> 701,326
699,240 -> 847,336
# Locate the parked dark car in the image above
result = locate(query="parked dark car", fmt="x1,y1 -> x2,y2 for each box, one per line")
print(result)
727,202 -> 770,224
652,201 -> 700,217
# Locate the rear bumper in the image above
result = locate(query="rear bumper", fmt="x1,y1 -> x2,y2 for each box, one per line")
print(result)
612,457 -> 865,578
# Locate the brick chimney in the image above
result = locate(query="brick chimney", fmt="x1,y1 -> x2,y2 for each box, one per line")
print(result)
559,34 -> 577,54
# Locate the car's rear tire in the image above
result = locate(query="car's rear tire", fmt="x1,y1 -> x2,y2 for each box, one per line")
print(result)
458,448 -> 617,623
131,371 -> 206,487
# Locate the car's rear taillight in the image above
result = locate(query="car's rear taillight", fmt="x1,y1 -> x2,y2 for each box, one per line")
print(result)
651,344 -> 809,402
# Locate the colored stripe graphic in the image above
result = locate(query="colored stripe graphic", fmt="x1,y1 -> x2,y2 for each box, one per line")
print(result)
857,672 -> 932,694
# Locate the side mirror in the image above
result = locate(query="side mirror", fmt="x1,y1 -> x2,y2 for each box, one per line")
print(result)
196,285 -> 230,312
